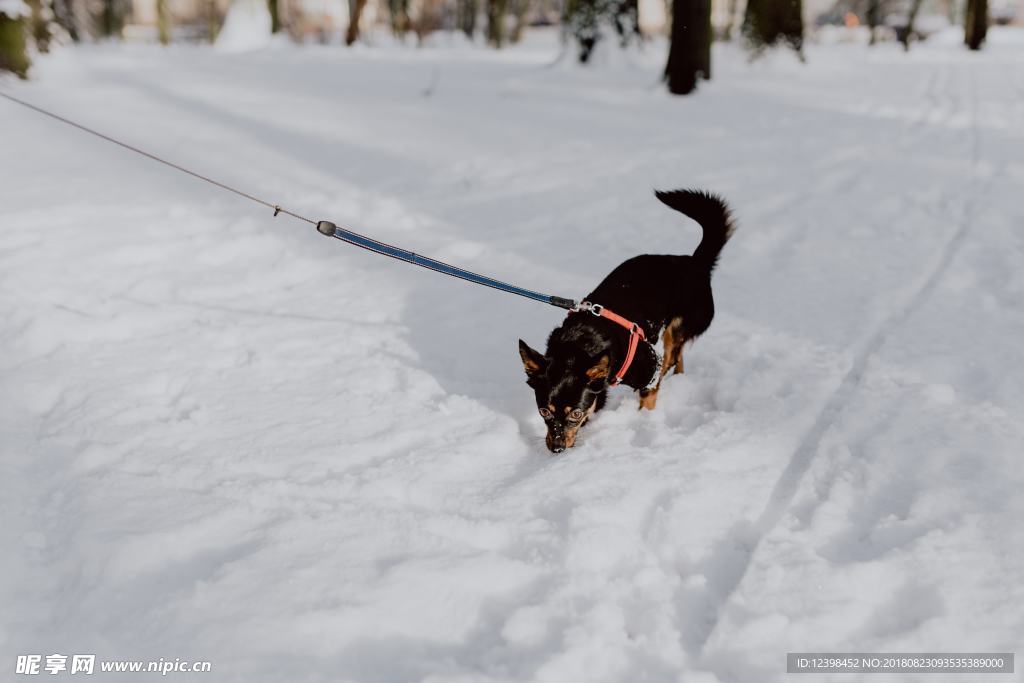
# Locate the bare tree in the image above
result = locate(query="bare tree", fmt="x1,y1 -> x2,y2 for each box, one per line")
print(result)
509,0 -> 529,42
268,0 -> 282,32
51,0 -> 80,41
457,0 -> 477,36
390,0 -> 411,35
664,0 -> 711,94
487,0 -> 505,45
899,0 -> 923,49
26,0 -> 52,52
742,0 -> 803,58
964,0 -> 986,49
156,0 -> 170,43
346,0 -> 368,43
206,0 -> 219,42
98,0 -> 126,37
866,0 -> 880,44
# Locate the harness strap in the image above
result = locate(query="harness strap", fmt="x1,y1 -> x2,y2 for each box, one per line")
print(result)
570,302 -> 646,386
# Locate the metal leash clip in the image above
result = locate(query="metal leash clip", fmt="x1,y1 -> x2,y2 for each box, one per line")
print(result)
573,301 -> 604,316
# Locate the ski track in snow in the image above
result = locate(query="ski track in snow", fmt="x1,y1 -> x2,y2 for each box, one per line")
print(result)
687,59 -> 986,662
3,29 -> 1024,683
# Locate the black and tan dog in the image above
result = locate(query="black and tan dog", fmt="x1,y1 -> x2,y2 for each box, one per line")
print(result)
518,189 -> 734,453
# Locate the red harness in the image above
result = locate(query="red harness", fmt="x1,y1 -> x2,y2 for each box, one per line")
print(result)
569,302 -> 646,386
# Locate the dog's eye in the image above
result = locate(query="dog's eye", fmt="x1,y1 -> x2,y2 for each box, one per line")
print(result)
568,409 -> 585,422
539,408 -> 553,419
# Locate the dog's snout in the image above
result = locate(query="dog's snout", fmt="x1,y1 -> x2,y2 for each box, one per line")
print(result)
546,430 -> 568,454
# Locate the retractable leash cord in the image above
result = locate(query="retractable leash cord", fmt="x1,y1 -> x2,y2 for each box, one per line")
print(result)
1,91 -> 653,380
0,91 -> 576,311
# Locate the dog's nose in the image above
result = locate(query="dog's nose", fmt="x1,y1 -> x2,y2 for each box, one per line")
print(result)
551,445 -> 565,454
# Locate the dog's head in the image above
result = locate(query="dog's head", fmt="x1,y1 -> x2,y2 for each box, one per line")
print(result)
518,338 -> 609,453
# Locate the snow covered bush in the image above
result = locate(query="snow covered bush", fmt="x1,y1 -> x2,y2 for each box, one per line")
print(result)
743,0 -> 804,57
0,0 -> 30,78
564,0 -> 640,62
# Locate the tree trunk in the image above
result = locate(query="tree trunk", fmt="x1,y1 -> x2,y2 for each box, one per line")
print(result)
486,0 -> 505,46
268,0 -> 281,32
346,0 -> 368,43
100,0 -> 124,37
964,0 -> 986,49
26,0 -> 51,52
0,11 -> 30,78
51,0 -> 79,41
698,0 -> 711,79
664,0 -> 711,95
207,0 -> 219,42
457,0 -> 477,37
389,0 -> 410,35
866,0 -> 880,44
509,0 -> 528,42
612,0 -> 639,42
742,0 -> 803,57
156,0 -> 170,44
899,0 -> 923,49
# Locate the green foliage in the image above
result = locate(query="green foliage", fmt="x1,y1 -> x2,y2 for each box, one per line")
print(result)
0,11 -> 30,78
742,0 -> 804,57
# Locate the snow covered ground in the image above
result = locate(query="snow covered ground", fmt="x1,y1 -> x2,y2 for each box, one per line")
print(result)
2,29 -> 1024,682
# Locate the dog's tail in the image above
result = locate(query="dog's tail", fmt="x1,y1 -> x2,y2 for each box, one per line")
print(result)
654,189 -> 734,273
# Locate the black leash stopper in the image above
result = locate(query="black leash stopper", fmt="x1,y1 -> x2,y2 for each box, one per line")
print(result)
316,220 -> 337,237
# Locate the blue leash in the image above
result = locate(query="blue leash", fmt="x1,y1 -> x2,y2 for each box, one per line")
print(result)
0,91 -> 577,312
314,221 -> 576,310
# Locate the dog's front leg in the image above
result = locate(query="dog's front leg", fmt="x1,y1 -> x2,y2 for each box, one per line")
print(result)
638,387 -> 659,410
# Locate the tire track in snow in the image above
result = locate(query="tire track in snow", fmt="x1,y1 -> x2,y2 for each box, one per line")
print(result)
685,61 -> 988,661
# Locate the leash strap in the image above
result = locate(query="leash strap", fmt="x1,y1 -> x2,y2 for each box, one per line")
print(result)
571,301 -> 646,385
316,221 -> 576,309
0,92 -> 578,312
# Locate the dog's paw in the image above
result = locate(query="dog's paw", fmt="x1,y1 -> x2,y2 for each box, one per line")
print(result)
638,389 -> 659,411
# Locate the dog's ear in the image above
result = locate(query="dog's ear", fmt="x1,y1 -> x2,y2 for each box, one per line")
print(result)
518,339 -> 547,376
585,354 -> 611,380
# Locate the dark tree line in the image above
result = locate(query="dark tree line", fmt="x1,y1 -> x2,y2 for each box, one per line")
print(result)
0,0 -> 993,81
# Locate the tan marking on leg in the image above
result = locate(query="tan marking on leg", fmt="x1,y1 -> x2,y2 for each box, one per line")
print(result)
638,387 -> 659,410
674,346 -> 685,375
662,324 -> 677,379
663,317 -> 687,375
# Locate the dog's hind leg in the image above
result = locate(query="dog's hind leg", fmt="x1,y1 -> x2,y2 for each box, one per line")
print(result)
665,317 -> 687,375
